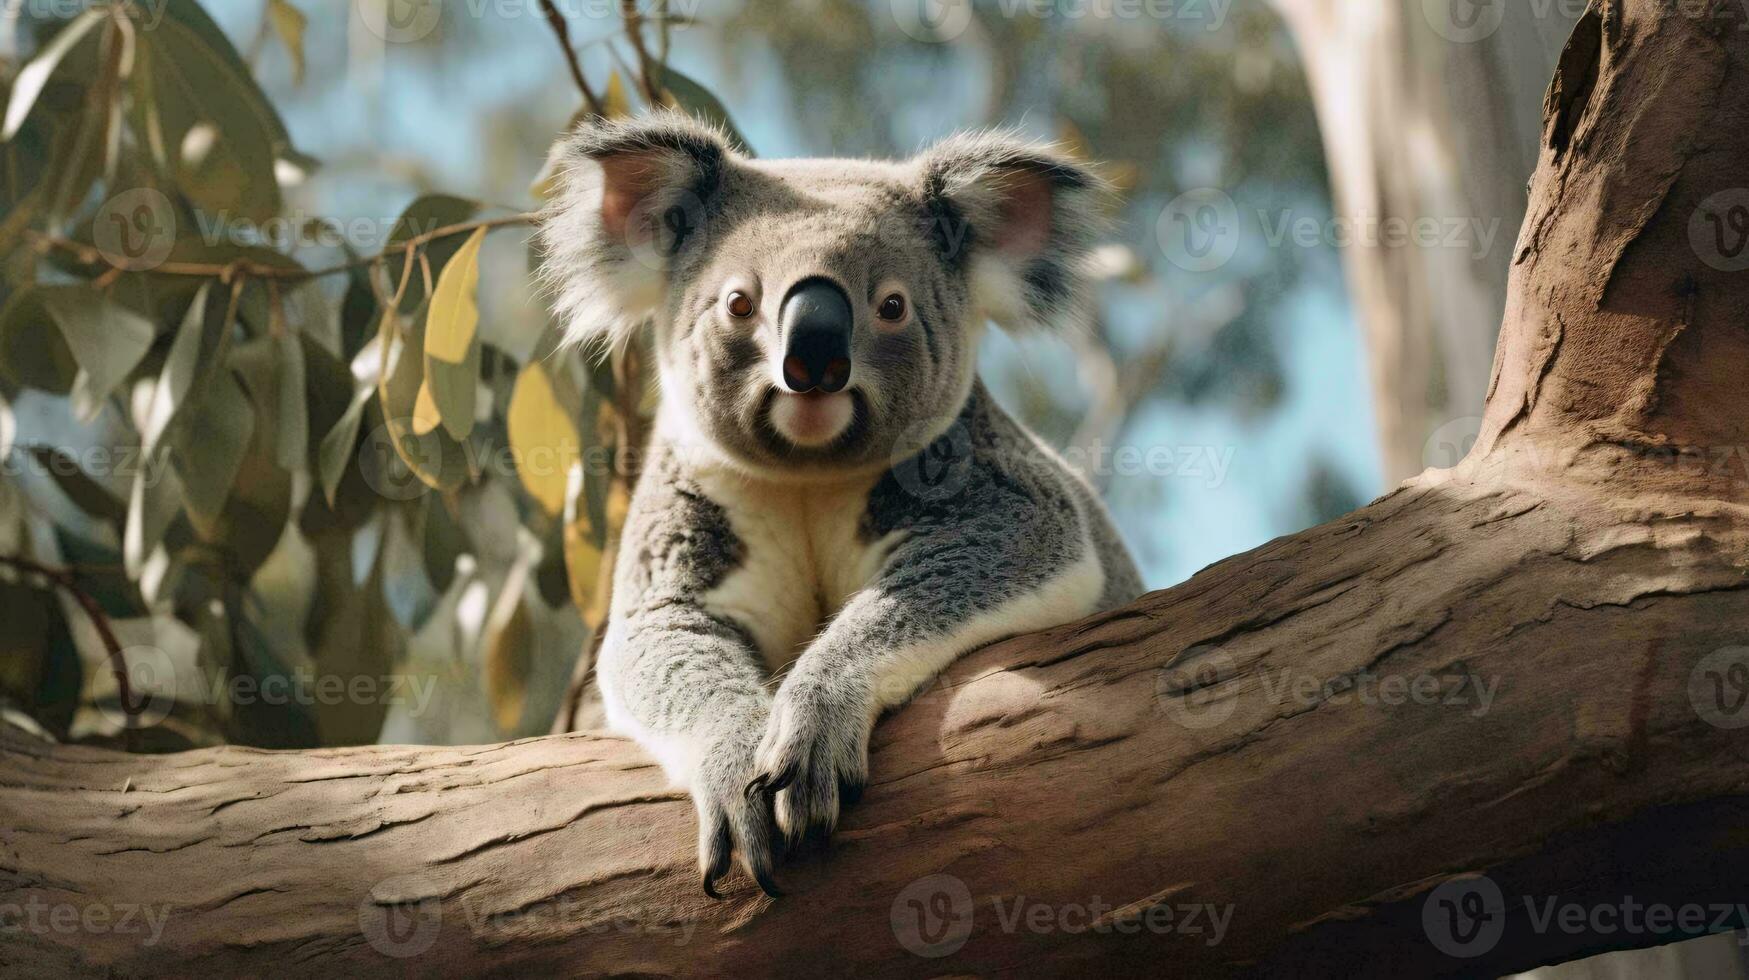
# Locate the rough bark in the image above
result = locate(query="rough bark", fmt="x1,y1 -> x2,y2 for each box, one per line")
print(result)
4,1 -> 1749,976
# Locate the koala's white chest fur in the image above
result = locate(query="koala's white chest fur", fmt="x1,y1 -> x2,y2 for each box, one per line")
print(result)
688,465 -> 899,672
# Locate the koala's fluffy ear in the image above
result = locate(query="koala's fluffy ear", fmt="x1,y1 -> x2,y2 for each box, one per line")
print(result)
539,111 -> 734,351
917,132 -> 1105,332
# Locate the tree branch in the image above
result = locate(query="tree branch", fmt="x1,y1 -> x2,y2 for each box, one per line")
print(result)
2,2 -> 1746,976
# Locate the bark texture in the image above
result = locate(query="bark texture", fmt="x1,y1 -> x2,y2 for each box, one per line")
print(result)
3,1 -> 1748,976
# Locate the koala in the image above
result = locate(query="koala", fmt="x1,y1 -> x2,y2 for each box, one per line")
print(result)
539,111 -> 1143,898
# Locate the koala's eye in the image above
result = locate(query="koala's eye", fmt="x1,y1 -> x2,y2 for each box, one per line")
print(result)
725,291 -> 755,319
877,293 -> 907,323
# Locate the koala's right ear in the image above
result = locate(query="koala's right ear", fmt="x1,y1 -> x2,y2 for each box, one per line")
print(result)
538,111 -> 733,351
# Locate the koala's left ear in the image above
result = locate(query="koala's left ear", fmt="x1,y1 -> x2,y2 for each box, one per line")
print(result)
916,132 -> 1105,332
538,110 -> 735,352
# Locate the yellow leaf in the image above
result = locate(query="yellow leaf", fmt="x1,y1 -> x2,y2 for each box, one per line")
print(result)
482,556 -> 533,733
603,71 -> 630,118
267,0 -> 307,86
411,378 -> 442,436
423,226 -> 485,441
507,362 -> 582,517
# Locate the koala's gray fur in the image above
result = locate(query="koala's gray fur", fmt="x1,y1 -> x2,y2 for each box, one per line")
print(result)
539,111 -> 1143,897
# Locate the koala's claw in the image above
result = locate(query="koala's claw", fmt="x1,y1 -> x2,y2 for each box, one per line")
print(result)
753,687 -> 872,847
695,731 -> 785,900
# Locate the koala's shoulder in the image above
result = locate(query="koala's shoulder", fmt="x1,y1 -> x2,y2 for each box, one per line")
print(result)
860,386 -> 1080,543
621,449 -> 746,595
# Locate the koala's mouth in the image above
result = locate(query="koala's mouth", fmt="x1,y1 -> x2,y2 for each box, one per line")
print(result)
754,388 -> 869,458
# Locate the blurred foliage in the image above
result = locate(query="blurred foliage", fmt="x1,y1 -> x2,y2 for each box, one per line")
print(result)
0,0 -> 698,750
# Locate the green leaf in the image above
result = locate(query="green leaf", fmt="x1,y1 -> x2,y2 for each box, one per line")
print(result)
142,282 -> 223,456
266,0 -> 308,86
134,10 -> 286,222
376,311 -> 470,492
39,287 -> 157,421
28,446 -> 127,524
0,289 -> 78,394
171,368 -> 254,533
423,225 -> 484,441
274,333 -> 308,470
317,384 -> 371,506
386,194 -> 478,313
657,65 -> 751,153
1,8 -> 105,141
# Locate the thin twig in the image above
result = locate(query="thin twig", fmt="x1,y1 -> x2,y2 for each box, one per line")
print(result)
27,212 -> 537,284
620,0 -> 663,104
538,0 -> 604,114
0,555 -> 139,744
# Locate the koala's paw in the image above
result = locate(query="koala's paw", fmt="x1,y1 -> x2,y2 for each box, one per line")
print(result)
694,731 -> 783,900
748,683 -> 871,850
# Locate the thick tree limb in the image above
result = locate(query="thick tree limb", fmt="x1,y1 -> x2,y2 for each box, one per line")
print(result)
3,1 -> 1748,976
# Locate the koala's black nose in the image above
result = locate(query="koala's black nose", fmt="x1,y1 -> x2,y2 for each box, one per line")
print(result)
779,278 -> 853,394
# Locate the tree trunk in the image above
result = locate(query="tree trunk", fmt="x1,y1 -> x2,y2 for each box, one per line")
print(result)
1271,0 -> 1580,483
4,1 -> 1749,975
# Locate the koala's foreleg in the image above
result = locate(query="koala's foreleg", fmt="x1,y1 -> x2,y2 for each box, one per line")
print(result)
597,605 -> 780,897
749,518 -> 1105,844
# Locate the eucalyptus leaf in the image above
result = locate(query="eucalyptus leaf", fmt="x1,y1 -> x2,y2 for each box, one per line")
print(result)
0,8 -> 105,141
507,361 -> 583,517
385,195 -> 479,313
170,368 -> 254,533
142,282 -> 221,456
0,289 -> 77,394
423,226 -> 484,441
657,64 -> 751,153
39,287 -> 157,421
275,333 -> 308,470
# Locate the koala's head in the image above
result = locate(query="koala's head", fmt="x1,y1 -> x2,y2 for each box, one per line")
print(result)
539,111 -> 1102,480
